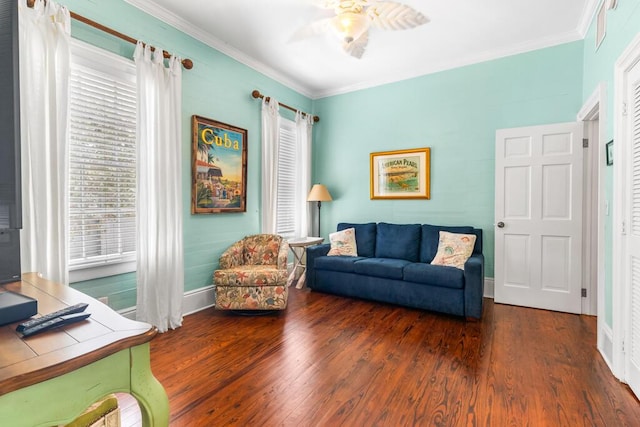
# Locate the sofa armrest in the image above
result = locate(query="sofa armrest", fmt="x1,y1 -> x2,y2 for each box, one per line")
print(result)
463,254 -> 484,319
306,243 -> 331,288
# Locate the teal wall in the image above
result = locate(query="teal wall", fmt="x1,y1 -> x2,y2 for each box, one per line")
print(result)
60,0 -> 311,310
62,0 -> 639,321
581,1 -> 640,327
312,41 -> 584,278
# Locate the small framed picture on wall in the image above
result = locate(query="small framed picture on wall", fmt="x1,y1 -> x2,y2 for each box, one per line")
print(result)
606,140 -> 613,166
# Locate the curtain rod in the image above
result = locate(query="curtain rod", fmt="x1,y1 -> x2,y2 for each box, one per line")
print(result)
252,90 -> 319,123
26,0 -> 194,70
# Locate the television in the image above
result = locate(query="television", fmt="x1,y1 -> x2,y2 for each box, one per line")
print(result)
0,0 -> 22,283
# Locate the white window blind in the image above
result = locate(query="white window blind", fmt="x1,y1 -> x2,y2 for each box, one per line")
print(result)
68,41 -> 137,273
276,119 -> 297,239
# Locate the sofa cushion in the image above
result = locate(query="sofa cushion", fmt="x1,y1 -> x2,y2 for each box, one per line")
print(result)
420,225 -> 475,263
353,258 -> 411,280
375,223 -> 421,262
431,231 -> 477,269
328,227 -> 358,256
403,263 -> 465,289
337,222 -> 377,257
314,256 -> 366,273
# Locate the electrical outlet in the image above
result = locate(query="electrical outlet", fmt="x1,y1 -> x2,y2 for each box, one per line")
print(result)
98,296 -> 109,305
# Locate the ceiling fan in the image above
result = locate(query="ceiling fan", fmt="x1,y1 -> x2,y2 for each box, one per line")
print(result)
292,0 -> 429,59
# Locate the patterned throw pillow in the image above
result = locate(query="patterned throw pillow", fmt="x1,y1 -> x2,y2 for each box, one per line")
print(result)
431,231 -> 477,269
327,227 -> 358,256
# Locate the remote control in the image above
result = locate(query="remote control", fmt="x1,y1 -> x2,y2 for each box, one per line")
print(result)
16,302 -> 89,332
19,312 -> 91,337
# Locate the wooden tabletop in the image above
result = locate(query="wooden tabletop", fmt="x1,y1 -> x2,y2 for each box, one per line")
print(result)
0,273 -> 156,396
288,237 -> 324,247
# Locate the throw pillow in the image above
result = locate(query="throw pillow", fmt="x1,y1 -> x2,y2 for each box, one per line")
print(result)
431,231 -> 477,269
327,227 -> 358,256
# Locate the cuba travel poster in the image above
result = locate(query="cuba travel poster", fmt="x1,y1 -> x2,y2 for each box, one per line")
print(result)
370,147 -> 430,199
191,115 -> 247,213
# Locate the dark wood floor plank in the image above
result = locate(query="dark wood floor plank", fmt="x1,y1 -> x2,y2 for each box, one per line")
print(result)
118,287 -> 640,426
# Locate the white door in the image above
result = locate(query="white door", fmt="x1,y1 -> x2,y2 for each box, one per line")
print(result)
495,122 -> 584,313
624,57 -> 640,399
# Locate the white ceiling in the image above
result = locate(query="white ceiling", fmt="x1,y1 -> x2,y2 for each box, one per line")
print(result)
125,0 -> 600,99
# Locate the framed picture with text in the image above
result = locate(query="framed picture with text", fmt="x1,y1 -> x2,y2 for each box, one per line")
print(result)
191,115 -> 247,214
370,147 -> 431,199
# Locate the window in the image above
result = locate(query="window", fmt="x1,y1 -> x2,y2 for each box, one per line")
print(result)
68,40 -> 137,282
275,119 -> 297,240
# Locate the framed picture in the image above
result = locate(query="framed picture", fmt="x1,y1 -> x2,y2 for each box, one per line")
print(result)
606,140 -> 613,166
370,147 -> 431,199
191,115 -> 247,213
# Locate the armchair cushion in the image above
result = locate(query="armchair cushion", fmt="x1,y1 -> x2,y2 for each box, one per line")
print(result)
242,234 -> 285,265
214,265 -> 288,287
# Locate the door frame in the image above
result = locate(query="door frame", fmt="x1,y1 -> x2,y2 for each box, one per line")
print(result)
577,83 -> 608,363
612,31 -> 640,381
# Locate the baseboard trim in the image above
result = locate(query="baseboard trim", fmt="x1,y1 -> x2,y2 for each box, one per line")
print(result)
117,284 -> 216,320
118,306 -> 136,320
598,322 -> 616,376
183,285 -> 215,315
484,277 -> 495,299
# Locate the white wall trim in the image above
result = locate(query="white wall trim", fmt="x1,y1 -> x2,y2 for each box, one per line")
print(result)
123,0 -> 314,98
125,0 -> 586,100
612,31 -> 640,380
577,82 -> 606,121
313,31 -> 583,99
183,285 -> 216,316
117,306 -> 136,320
577,0 -> 604,38
578,83 -> 609,372
599,322 -> 615,372
484,277 -> 495,299
117,284 -> 215,321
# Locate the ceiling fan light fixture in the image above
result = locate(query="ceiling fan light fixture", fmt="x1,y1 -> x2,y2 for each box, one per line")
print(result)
331,12 -> 369,43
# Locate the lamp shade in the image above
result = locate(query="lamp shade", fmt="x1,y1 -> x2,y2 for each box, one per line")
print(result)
307,184 -> 333,202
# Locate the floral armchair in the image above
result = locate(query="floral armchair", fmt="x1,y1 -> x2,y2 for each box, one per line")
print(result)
214,234 -> 289,311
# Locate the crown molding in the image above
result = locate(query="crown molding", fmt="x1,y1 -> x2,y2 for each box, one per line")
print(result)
313,29 -> 584,99
125,0 -> 593,100
123,0 -> 314,99
577,0 -> 602,37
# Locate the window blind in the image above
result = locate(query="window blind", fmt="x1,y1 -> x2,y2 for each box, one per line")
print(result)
276,119 -> 297,239
68,43 -> 137,270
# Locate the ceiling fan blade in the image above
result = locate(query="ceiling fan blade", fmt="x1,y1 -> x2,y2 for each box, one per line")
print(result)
315,0 -> 339,9
343,31 -> 369,59
367,2 -> 429,31
289,17 -> 333,42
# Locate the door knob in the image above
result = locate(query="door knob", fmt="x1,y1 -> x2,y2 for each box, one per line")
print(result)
497,221 -> 505,228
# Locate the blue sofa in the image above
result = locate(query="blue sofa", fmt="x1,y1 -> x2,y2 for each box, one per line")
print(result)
306,222 -> 484,319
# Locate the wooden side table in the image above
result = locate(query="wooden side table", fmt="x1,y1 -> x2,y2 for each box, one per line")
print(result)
0,273 -> 169,427
287,237 -> 324,289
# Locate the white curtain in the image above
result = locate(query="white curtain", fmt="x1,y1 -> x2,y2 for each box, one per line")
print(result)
18,0 -> 71,284
261,97 -> 280,233
295,112 -> 313,237
134,42 -> 184,333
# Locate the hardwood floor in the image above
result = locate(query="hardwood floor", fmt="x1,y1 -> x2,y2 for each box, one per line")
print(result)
119,287 -> 640,426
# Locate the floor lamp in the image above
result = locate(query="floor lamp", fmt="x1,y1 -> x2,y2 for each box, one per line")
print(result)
307,184 -> 333,236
